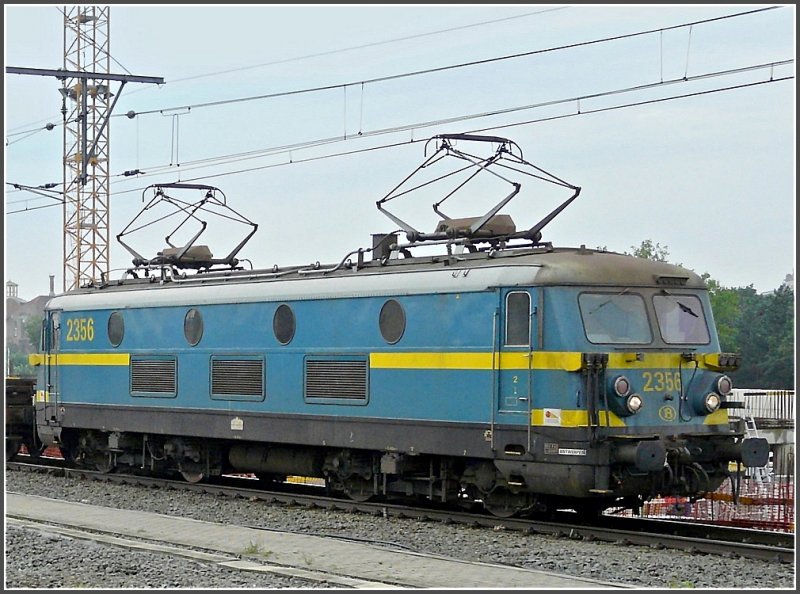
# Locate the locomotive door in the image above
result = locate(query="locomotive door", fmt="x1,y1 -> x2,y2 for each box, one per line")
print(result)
38,310 -> 63,428
497,290 -> 536,417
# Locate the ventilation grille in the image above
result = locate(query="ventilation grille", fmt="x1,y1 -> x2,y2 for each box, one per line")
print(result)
130,358 -> 176,394
305,359 -> 368,400
211,359 -> 264,396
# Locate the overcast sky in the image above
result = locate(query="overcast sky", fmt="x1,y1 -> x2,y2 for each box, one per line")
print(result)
4,4 -> 795,300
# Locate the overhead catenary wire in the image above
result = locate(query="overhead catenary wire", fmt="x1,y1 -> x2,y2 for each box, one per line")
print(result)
24,58 -> 775,183
137,78 -> 798,189
464,77 -> 793,135
5,2 -> 787,162
5,127 -> 50,145
4,183 -> 65,214
4,6 -> 784,143
99,59 -> 800,183
9,69 -> 789,214
5,59 -> 793,211
112,5 -> 783,119
4,6 -> 568,136
162,6 -> 570,86
5,6 -> 791,207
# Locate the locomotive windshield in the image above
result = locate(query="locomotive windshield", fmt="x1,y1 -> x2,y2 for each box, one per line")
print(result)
579,292 -> 651,344
579,291 -> 711,345
653,294 -> 710,344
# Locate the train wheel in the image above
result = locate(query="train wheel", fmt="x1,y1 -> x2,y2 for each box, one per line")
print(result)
180,471 -> 205,483
343,476 -> 374,502
92,453 -> 115,474
178,462 -> 205,483
482,488 -> 524,518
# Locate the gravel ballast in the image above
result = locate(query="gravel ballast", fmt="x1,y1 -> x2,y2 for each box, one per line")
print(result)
4,469 -> 795,589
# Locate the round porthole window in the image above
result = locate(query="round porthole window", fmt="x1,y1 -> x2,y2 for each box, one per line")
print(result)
108,311 -> 124,347
379,299 -> 405,344
184,308 -> 203,346
273,304 -> 295,345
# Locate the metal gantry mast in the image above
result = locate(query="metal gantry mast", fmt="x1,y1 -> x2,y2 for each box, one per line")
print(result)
7,7 -> 163,292
61,5 -> 112,292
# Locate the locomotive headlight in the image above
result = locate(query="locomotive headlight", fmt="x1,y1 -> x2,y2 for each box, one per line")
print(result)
715,375 -> 733,396
704,393 -> 721,413
612,376 -> 631,397
608,376 -> 639,416
626,393 -> 644,414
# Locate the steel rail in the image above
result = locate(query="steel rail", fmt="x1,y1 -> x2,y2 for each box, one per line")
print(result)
7,459 -> 793,564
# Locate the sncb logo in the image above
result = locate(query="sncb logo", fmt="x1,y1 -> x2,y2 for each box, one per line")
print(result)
658,406 -> 677,421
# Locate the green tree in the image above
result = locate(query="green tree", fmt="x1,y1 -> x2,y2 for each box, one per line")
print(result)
704,274 -> 740,353
24,315 -> 43,351
731,285 -> 795,389
628,239 -> 670,262
629,240 -> 794,389
6,348 -> 34,377
6,315 -> 44,378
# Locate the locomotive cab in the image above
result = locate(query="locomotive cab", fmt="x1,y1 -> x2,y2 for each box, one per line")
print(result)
487,252 -> 769,515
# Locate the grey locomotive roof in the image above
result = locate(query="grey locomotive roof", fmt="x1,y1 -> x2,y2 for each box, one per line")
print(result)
46,247 -> 706,311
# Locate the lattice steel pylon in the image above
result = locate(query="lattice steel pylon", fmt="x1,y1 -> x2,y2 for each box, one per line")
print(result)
61,5 -> 111,292
6,8 -> 162,293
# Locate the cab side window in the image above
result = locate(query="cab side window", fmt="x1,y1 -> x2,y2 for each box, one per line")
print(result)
505,292 -> 530,346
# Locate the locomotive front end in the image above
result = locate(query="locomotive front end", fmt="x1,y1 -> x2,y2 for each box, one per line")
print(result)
564,265 -> 771,509
596,350 -> 770,500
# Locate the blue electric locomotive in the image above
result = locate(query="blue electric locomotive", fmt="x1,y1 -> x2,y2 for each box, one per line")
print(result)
30,134 -> 768,517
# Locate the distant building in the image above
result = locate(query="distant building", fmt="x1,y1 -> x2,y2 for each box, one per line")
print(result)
5,277 -> 54,356
759,272 -> 794,296
781,272 -> 794,292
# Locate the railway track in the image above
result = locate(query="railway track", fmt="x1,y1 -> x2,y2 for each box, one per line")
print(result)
7,456 -> 794,564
